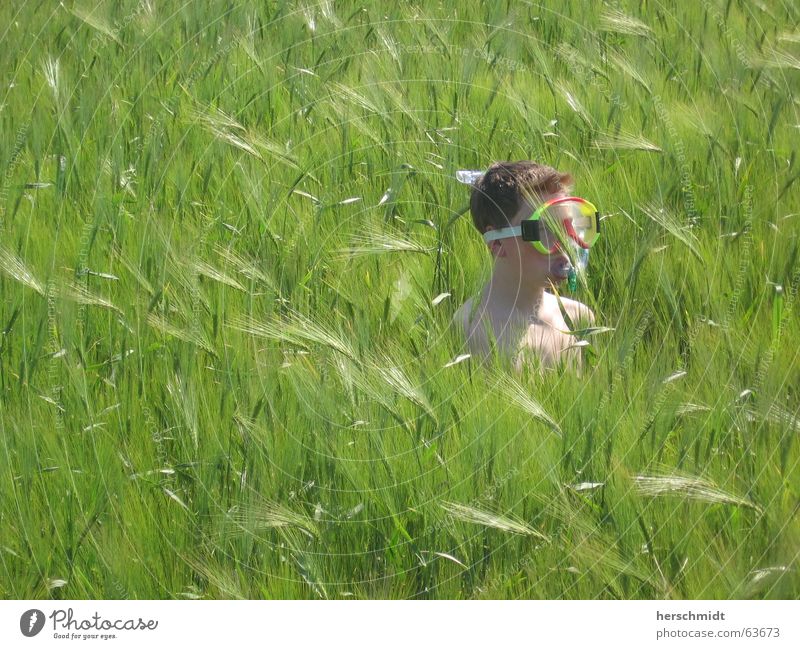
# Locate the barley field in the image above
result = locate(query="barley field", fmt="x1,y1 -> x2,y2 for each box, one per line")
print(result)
1,0 -> 798,599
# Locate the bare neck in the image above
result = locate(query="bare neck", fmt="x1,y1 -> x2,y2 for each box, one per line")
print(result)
483,260 -> 550,323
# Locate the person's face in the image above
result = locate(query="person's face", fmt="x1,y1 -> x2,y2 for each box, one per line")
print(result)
484,191 -> 573,284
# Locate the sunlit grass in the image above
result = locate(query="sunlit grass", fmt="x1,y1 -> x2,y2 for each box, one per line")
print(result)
0,0 -> 798,600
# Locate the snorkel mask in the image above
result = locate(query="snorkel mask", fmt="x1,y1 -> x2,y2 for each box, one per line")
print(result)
458,170 -> 601,291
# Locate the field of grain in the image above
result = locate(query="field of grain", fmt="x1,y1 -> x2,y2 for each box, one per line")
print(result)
1,0 -> 798,599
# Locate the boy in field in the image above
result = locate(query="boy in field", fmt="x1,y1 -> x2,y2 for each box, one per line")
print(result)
453,161 -> 598,371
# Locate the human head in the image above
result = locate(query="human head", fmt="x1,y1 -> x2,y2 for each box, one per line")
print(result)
469,161 -> 576,283
469,160 -> 574,236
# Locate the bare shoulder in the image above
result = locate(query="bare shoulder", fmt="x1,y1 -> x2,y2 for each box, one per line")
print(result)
453,296 -> 487,333
547,293 -> 595,328
452,297 -> 473,334
453,296 -> 497,357
564,297 -> 595,327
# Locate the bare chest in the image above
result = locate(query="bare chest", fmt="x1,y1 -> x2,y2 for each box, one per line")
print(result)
510,314 -> 580,367
461,297 -> 582,368
517,321 -> 577,367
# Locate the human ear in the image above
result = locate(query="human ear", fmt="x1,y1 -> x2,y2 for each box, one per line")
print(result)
488,240 -> 506,258
484,226 -> 506,258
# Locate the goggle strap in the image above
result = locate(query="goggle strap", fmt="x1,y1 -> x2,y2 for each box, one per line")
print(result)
483,226 -> 522,242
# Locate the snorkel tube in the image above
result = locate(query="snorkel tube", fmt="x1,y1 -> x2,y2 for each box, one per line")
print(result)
568,249 -> 591,291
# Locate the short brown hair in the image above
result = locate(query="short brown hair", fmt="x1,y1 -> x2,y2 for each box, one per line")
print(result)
469,161 -> 574,233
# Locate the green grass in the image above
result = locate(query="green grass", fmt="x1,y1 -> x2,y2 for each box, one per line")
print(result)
1,0 -> 798,599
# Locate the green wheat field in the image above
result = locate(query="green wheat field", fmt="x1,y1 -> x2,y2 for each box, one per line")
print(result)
1,0 -> 798,599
